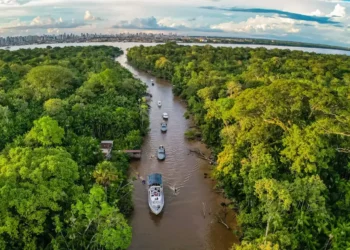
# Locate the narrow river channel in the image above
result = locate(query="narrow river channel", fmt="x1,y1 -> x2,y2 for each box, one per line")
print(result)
116,49 -> 237,250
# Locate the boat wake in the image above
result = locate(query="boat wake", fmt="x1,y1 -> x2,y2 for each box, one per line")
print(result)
168,184 -> 183,195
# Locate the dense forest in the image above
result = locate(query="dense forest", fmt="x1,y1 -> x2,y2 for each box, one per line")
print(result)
127,43 -> 350,250
0,46 -> 149,249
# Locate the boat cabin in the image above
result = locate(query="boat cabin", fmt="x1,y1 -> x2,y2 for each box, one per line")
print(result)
161,122 -> 167,132
148,173 -> 164,215
162,112 -> 169,119
157,145 -> 166,160
149,186 -> 163,204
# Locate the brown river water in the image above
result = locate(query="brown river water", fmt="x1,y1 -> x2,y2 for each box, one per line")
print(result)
115,48 -> 238,250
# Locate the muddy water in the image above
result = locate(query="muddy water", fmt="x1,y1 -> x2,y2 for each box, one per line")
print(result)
116,50 -> 238,250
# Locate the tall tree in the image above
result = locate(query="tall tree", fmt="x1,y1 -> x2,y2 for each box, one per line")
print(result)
22,65 -> 75,101
0,147 -> 81,249
25,116 -> 64,146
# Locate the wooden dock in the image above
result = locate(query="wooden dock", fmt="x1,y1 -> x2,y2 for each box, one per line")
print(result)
122,150 -> 142,159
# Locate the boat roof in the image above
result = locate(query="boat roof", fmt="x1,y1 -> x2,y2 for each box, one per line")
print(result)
163,112 -> 168,115
148,173 -> 162,185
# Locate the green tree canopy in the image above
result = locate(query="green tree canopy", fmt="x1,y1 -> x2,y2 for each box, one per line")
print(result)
0,146 -> 81,249
54,185 -> 132,250
128,43 -> 350,250
22,65 -> 74,101
0,46 -> 142,249
25,116 -> 64,146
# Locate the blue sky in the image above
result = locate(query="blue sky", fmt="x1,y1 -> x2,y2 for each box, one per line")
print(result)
0,0 -> 349,46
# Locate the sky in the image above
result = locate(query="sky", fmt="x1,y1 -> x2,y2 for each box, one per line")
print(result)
0,0 -> 349,47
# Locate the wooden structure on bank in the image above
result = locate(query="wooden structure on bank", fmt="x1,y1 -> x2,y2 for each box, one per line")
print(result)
122,150 -> 142,159
100,140 -> 113,160
100,140 -> 141,160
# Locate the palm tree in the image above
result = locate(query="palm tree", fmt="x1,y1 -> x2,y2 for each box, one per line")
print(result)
93,161 -> 119,193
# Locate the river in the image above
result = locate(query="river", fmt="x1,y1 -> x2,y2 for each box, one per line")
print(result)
115,47 -> 238,250
9,42 -> 350,249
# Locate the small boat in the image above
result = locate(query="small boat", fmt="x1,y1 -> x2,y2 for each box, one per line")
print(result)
162,112 -> 169,120
157,145 -> 166,160
152,82 -> 154,86
148,173 -> 164,215
160,122 -> 167,133
158,101 -> 162,107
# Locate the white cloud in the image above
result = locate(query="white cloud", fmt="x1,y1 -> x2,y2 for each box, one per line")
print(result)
0,0 -> 348,47
157,16 -> 219,32
310,9 -> 324,16
84,10 -> 102,21
113,16 -> 219,32
211,15 -> 300,34
0,0 -> 17,4
0,0 -> 31,5
157,17 -> 193,29
47,27 -> 59,33
2,16 -> 86,30
113,16 -> 177,30
31,16 -> 59,25
328,4 -> 346,17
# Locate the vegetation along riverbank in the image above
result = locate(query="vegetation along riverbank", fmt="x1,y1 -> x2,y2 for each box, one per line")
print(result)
127,42 -> 350,249
0,46 -> 149,249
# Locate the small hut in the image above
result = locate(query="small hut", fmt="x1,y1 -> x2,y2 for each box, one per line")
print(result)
100,140 -> 113,159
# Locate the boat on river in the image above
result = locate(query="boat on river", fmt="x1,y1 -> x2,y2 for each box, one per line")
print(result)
148,173 -> 164,215
157,145 -> 166,160
158,101 -> 162,107
162,112 -> 169,119
160,122 -> 167,133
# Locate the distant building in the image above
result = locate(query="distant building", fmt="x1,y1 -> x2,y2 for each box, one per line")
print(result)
100,140 -> 113,159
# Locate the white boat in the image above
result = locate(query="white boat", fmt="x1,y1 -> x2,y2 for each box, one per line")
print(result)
160,122 -> 167,133
162,112 -> 169,119
157,145 -> 166,160
148,173 -> 164,215
158,101 -> 162,106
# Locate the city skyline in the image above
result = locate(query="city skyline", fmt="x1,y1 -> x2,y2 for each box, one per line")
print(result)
0,0 -> 349,47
